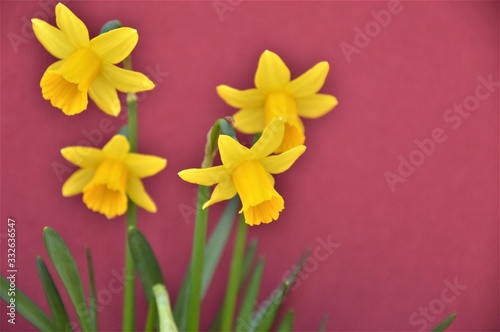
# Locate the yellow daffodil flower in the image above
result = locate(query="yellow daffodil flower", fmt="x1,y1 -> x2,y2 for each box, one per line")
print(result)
32,3 -> 154,116
179,120 -> 305,226
61,135 -> 166,219
217,50 -> 338,153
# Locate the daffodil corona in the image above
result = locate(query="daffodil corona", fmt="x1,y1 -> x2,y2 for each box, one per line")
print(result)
179,120 -> 305,226
217,50 -> 338,153
32,3 -> 154,116
61,135 -> 166,218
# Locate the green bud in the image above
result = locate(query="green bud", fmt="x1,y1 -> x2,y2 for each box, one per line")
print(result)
100,20 -> 122,34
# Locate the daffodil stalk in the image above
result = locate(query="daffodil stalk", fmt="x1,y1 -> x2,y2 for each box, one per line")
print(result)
123,53 -> 138,332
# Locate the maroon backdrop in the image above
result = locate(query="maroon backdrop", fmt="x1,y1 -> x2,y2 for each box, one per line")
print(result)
1,1 -> 498,331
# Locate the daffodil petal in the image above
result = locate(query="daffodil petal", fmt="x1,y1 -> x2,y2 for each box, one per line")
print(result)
219,136 -> 250,170
102,135 -> 130,159
296,94 -> 338,119
62,168 -> 95,197
61,146 -> 104,168
88,75 -> 121,116
101,63 -> 154,93
125,153 -> 166,178
55,3 -> 89,48
233,108 -> 266,134
178,166 -> 228,186
90,28 -> 138,64
127,176 -> 157,212
286,62 -> 330,98
262,145 -> 306,174
255,50 -> 290,93
249,119 -> 284,159
32,19 -> 74,59
202,179 -> 237,209
216,86 -> 265,109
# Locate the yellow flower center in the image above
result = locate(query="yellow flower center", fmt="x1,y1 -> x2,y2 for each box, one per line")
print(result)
41,48 -> 101,115
232,160 -> 284,225
82,159 -> 128,218
264,93 -> 305,152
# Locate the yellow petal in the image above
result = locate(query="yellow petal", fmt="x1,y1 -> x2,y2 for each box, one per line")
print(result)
101,63 -> 154,93
202,179 -> 237,209
286,62 -> 330,98
90,28 -> 138,64
262,145 -> 306,174
216,86 -> 265,109
276,122 -> 305,153
88,75 -> 121,116
61,146 -> 104,168
62,168 -> 95,197
32,19 -> 74,59
178,166 -> 229,186
102,135 -> 130,159
127,176 -> 157,213
218,136 -> 249,170
125,153 -> 166,178
296,94 -> 338,119
41,61 -> 88,115
233,108 -> 266,134
55,3 -> 89,48
254,50 -> 290,93
249,119 -> 284,159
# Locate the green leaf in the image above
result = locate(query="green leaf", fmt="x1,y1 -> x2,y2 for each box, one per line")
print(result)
240,239 -> 258,285
86,248 -> 97,332
128,228 -> 165,303
202,196 -> 239,297
153,284 -> 178,332
235,257 -> 264,331
221,215 -> 248,331
0,276 -> 54,331
210,238 -> 259,332
317,315 -> 328,332
175,196 -> 238,329
36,257 -> 72,331
276,310 -> 295,331
248,252 -> 309,332
43,227 -> 92,332
431,312 -> 457,332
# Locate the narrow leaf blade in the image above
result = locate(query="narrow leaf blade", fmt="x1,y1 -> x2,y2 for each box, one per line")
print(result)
432,312 -> 457,332
128,228 -> 165,303
86,248 -> 97,331
236,257 -> 264,331
43,227 -> 91,332
36,257 -> 72,331
277,310 -> 295,331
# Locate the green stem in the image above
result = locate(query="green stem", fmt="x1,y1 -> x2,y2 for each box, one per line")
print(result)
220,214 -> 247,331
122,55 -> 139,332
185,185 -> 210,331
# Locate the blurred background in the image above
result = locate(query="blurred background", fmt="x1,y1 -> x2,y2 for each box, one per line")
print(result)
1,1 -> 498,331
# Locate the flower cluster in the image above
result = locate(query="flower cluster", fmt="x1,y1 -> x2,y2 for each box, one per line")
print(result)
33,4 -> 337,225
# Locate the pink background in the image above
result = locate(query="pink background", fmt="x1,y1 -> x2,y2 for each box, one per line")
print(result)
1,1 -> 498,331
